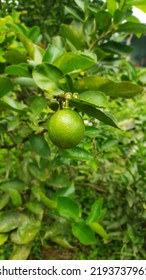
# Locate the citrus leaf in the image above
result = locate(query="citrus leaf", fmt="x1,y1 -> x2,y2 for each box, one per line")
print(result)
0,233 -> 8,245
72,222 -> 96,245
29,134 -> 51,158
118,22 -> 146,33
29,96 -> 47,115
43,44 -> 63,63
74,76 -> 143,98
5,64 -> 31,77
10,215 -> 41,244
90,222 -> 109,240
0,77 -> 13,98
86,198 -> 104,225
4,50 -> 27,64
59,24 -> 86,50
50,236 -> 73,249
0,180 -> 27,192
71,99 -> 118,128
32,63 -> 63,94
32,186 -> 57,209
8,188 -> 22,207
79,90 -> 108,107
10,243 -> 32,260
26,201 -> 44,216
54,52 -> 97,74
60,147 -> 93,161
101,41 -> 133,55
57,196 -> 80,220
0,193 -> 10,210
0,211 -> 26,233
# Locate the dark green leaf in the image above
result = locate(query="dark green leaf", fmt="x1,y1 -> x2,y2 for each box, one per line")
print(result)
0,180 -> 27,192
0,193 -> 10,210
30,134 -> 50,159
118,22 -> 146,33
0,77 -> 13,98
96,11 -> 112,31
72,222 -> 96,245
4,50 -> 27,64
71,99 -> 118,128
57,196 -> 80,220
29,96 -> 47,115
9,189 -> 22,207
101,41 -> 133,55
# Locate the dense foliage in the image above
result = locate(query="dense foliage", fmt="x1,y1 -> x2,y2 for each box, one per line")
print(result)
0,0 -> 146,260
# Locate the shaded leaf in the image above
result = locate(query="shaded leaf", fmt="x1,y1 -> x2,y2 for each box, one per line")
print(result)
71,99 -> 118,128
5,64 -> 31,77
4,50 -> 27,64
0,180 -> 27,192
60,147 -> 93,161
0,78 -> 13,98
0,193 -> 10,210
29,96 -> 47,115
29,134 -> 51,159
8,188 -> 22,207
0,211 -> 26,233
118,21 -> 146,33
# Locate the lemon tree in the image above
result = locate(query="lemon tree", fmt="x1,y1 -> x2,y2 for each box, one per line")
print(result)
0,0 -> 145,260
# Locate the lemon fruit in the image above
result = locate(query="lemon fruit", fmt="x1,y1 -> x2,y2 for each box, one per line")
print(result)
48,109 -> 85,148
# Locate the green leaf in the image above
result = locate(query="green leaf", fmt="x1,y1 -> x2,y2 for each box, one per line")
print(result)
29,134 -> 50,159
100,81 -> 144,98
71,99 -> 118,128
65,6 -> 84,22
8,189 -> 22,207
107,0 -> 117,15
101,41 -> 133,55
90,222 -> 109,240
5,64 -> 31,77
50,236 -> 73,249
79,90 -> 108,107
59,24 -> 86,50
0,193 -> 10,210
72,222 -> 96,245
17,32 -> 35,58
0,233 -> 8,245
10,243 -> 32,260
32,186 -> 57,209
0,180 -> 27,192
0,211 -> 26,233
10,215 -> 41,244
96,11 -> 112,31
4,50 -> 27,64
13,77 -> 37,87
54,52 -> 97,74
43,44 -> 63,63
57,196 -> 80,220
32,63 -> 63,94
26,201 -> 44,216
2,96 -> 27,110
0,77 -> 13,98
74,76 -> 144,98
60,147 -> 93,161
29,96 -> 47,116
55,181 -> 75,198
118,22 -> 146,34
86,198 -> 104,224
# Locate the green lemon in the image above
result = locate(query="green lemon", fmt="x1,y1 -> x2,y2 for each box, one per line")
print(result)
48,109 -> 85,149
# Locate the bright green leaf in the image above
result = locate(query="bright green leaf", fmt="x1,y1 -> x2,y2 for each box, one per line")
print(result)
43,44 -> 63,63
60,147 -> 93,161
10,243 -> 32,260
72,222 -> 96,245
79,90 -> 108,107
0,233 -> 8,245
86,198 -> 104,224
8,189 -> 22,207
57,196 -> 80,220
90,222 -> 109,239
0,211 -> 27,233
59,24 -> 86,50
